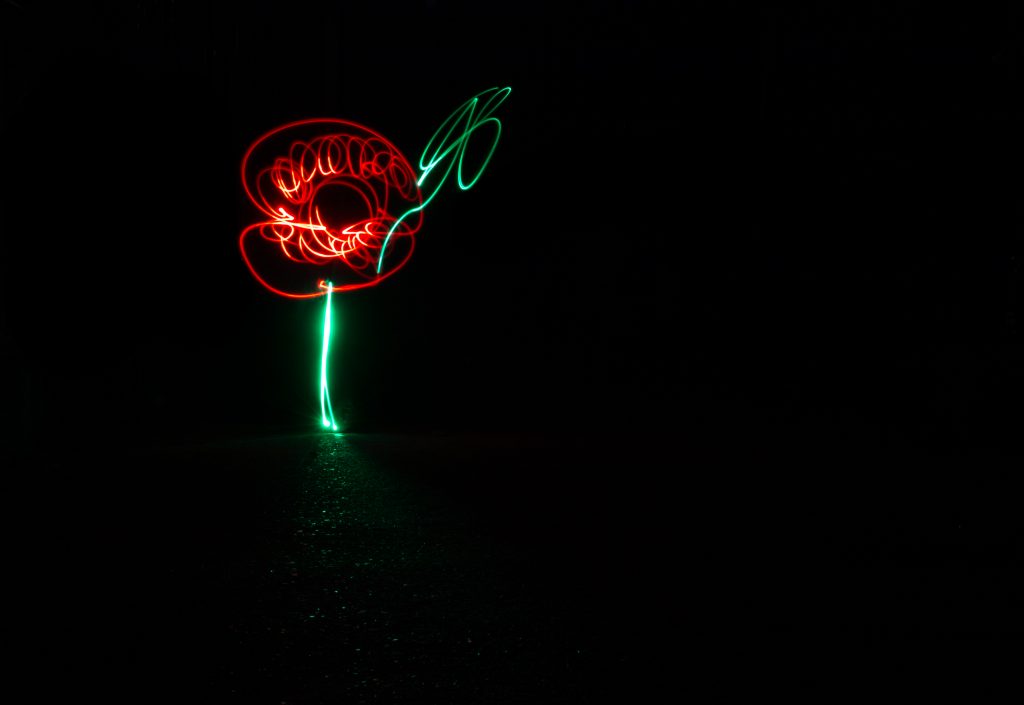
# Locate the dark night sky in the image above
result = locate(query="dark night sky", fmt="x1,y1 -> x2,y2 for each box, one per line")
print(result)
2,1 -> 1020,455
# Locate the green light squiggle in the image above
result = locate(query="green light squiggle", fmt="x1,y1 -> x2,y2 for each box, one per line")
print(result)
376,86 -> 511,274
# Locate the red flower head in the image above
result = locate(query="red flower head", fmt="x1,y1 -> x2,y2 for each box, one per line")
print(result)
240,119 -> 424,298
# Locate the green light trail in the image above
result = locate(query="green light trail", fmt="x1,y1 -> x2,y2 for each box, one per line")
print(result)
376,87 -> 511,274
320,281 -> 339,431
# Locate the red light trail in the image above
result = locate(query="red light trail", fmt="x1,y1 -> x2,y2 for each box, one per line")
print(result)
240,119 -> 423,298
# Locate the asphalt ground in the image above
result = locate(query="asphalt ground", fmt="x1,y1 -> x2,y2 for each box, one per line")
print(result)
9,428 -> 1021,702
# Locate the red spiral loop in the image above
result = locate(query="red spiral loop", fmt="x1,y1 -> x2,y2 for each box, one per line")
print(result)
240,119 -> 423,298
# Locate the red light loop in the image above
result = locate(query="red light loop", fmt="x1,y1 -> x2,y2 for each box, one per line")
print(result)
240,119 -> 423,298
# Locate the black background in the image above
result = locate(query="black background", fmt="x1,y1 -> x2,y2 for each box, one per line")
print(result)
2,0 -> 1021,699
3,1 -> 1020,450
